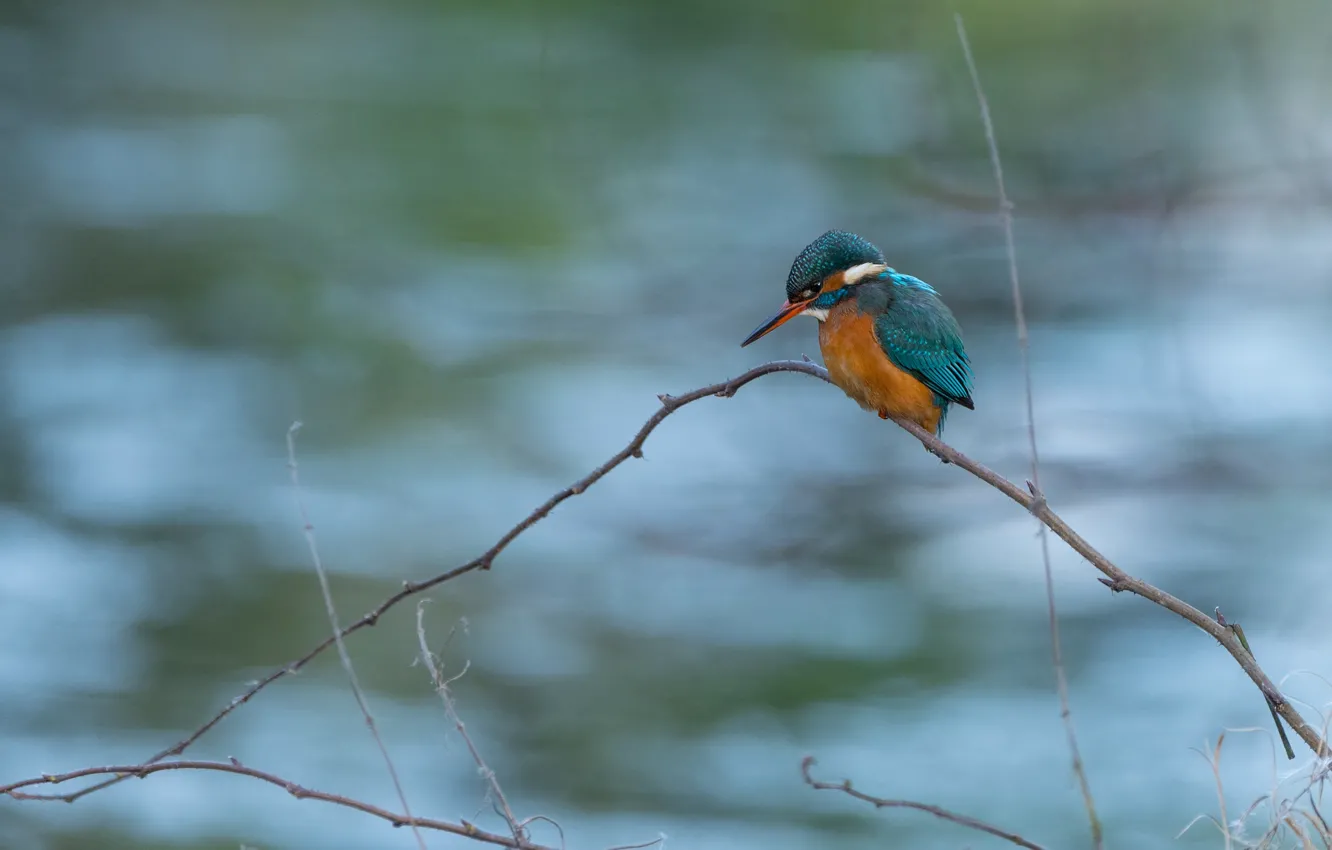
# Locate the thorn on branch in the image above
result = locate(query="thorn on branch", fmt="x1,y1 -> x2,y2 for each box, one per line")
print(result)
631,447 -> 643,459
1097,577 -> 1128,593
1025,480 -> 1048,516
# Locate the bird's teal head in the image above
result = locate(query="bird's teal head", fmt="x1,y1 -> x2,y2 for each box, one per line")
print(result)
741,230 -> 888,347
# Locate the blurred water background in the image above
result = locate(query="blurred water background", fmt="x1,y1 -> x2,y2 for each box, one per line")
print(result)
3,1 -> 1332,848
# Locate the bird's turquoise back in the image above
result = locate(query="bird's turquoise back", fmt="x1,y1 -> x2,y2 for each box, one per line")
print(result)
855,271 -> 974,423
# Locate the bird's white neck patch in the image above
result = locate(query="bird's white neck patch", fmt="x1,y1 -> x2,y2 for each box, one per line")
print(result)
841,262 -> 888,287
803,307 -> 829,322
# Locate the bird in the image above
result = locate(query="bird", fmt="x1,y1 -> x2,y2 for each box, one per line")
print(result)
741,230 -> 974,437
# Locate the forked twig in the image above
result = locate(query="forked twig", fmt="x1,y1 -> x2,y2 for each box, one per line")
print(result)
415,603 -> 532,847
1,760 -> 553,849
801,757 -> 1046,849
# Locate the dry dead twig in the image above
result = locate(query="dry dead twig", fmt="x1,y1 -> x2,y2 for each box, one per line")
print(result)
287,422 -> 427,850
954,12 -> 1102,847
415,603 -> 536,848
2,760 -> 556,850
801,757 -> 1046,849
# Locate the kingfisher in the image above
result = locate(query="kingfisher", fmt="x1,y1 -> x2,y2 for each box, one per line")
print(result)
741,230 -> 974,436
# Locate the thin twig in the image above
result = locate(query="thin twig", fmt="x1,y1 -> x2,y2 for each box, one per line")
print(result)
954,13 -> 1103,849
287,423 -> 427,850
1311,795 -> 1332,846
520,815 -> 567,850
1288,815 -> 1318,850
415,602 -> 531,847
801,757 -> 1046,849
1204,733 -> 1234,850
1301,808 -> 1332,850
1,760 -> 553,849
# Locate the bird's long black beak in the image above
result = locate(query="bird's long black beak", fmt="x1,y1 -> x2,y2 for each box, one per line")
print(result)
740,298 -> 808,347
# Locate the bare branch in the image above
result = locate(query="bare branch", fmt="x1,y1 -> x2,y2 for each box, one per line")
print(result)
886,406 -> 1328,759
287,423 -> 426,850
953,13 -> 1102,848
37,359 -> 828,802
801,757 -> 1046,849
1,760 -> 556,849
416,601 -> 532,847
10,358 -> 1327,822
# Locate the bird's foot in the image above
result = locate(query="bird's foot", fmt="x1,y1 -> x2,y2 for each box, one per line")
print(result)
877,410 -> 889,420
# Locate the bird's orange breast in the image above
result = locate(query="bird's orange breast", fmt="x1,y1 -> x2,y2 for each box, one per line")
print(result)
818,304 -> 941,433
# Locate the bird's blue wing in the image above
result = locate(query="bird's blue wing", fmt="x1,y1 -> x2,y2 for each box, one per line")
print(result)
873,291 -> 974,409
